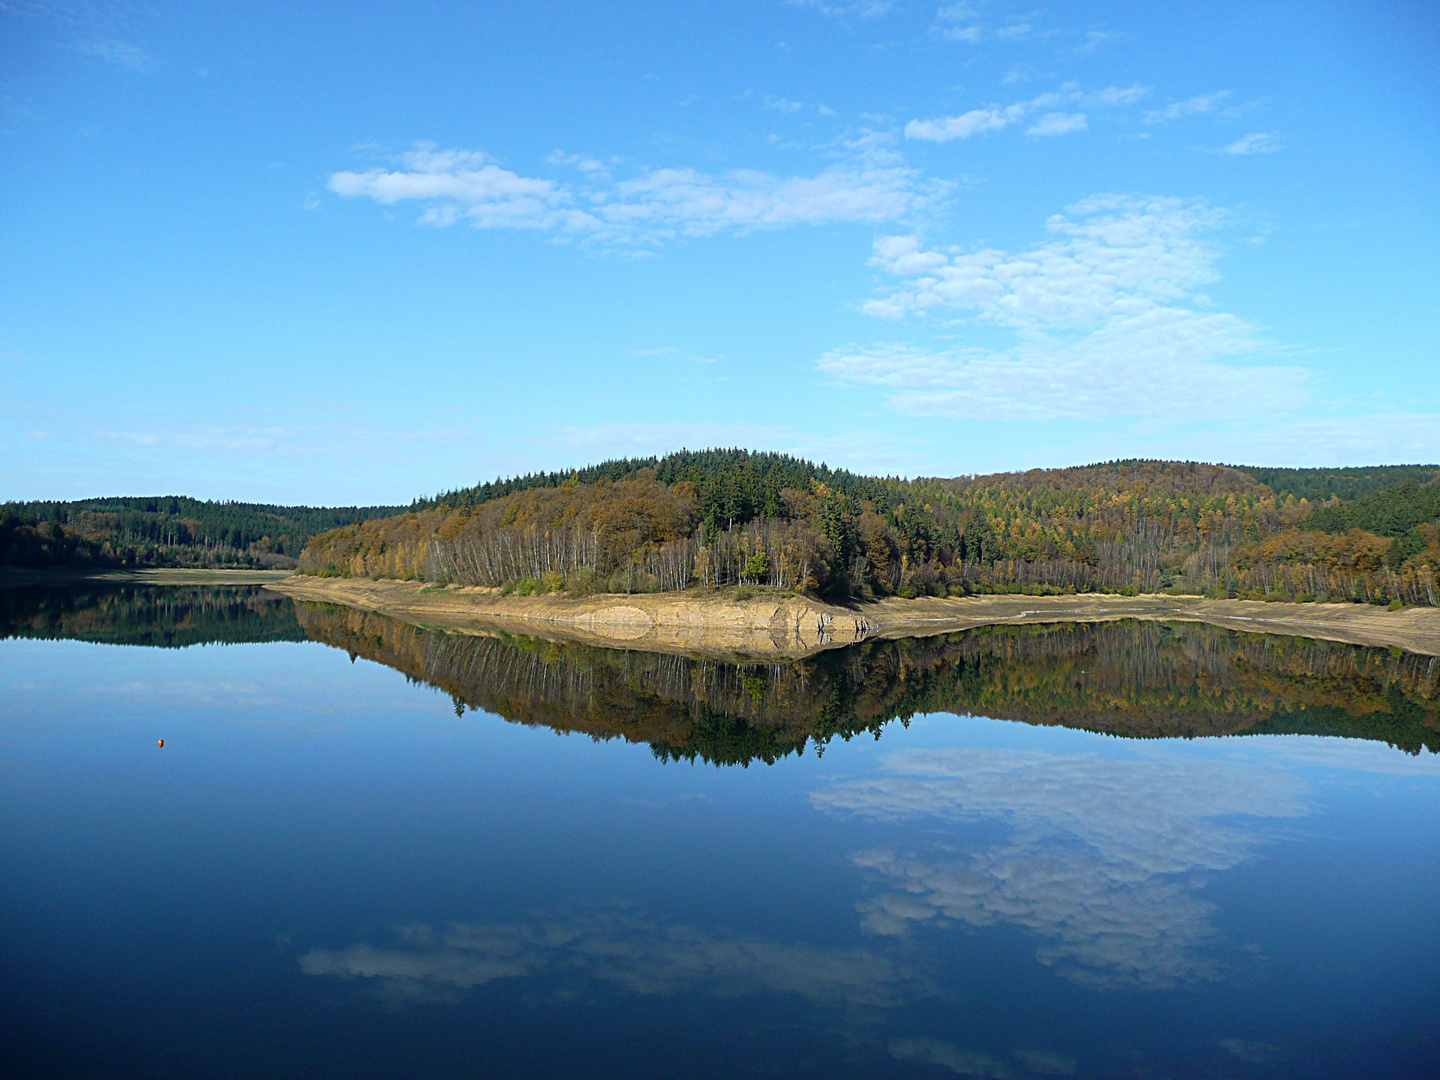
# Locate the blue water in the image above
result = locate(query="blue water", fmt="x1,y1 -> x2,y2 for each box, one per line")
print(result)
2,615 -> 1438,1078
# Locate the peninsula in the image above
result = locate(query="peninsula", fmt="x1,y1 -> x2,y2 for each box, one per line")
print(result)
267,449 -> 1440,656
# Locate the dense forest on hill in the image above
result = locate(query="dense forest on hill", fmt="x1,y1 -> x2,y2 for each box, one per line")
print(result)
409,449 -> 889,528
1236,465 -> 1439,502
8,452 -> 1437,603
298,450 -> 1440,607
0,497 -> 404,570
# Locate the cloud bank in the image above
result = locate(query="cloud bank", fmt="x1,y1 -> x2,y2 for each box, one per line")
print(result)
820,195 -> 1308,419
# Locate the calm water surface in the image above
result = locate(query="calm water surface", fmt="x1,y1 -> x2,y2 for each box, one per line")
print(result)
2,586 -> 1438,1078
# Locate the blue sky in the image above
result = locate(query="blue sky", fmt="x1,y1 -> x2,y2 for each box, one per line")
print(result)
2,1 -> 1437,504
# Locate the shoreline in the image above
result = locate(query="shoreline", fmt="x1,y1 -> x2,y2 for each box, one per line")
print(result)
266,576 -> 1440,659
0,567 -> 296,586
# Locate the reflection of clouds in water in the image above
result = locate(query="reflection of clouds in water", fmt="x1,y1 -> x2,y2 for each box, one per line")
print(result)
813,748 -> 1310,989
889,1038 -> 1076,1078
1219,1037 -> 1276,1063
815,748 -> 1306,874
301,908 -> 921,1008
853,845 -> 1221,988
1014,1048 -> 1078,1075
87,677 -> 283,707
890,1038 -> 1013,1077
1249,736 -> 1440,776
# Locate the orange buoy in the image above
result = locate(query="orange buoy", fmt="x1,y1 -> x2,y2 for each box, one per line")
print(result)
158,739 -> 165,748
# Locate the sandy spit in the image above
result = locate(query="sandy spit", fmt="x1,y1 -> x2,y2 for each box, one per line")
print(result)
266,577 -> 1440,659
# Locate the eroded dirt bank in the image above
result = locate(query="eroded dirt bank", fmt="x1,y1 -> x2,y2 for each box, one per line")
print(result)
266,576 -> 1440,659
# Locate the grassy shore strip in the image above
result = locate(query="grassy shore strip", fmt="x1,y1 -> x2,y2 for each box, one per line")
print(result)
267,577 -> 1440,659
0,567 -> 296,586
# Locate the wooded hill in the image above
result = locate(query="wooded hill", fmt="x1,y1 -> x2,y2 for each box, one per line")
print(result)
298,450 -> 1440,607
0,496 -> 404,570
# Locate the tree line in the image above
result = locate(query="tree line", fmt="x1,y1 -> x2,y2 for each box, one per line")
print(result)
0,496 -> 405,570
298,451 -> 1440,607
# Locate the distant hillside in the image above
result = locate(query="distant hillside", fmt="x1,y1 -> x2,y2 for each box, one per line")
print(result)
1236,465 -> 1439,502
300,450 -> 1439,607
13,450 -> 1437,605
1,496 -> 405,571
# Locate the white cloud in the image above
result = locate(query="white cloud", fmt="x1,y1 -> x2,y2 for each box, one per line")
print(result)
1220,132 -> 1280,155
789,0 -> 895,20
825,195 -> 1309,419
931,3 -> 1032,43
763,96 -> 805,113
1081,84 -> 1151,106
906,84 -> 1147,142
906,105 -> 1026,141
1078,30 -> 1119,53
329,144 -> 578,231
73,36 -> 149,71
329,139 -> 944,248
629,346 -> 721,365
1026,112 -> 1087,136
865,195 -> 1231,322
1143,92 -> 1231,124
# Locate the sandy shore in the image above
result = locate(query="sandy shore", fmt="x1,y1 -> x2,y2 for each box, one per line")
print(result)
267,576 -> 1440,659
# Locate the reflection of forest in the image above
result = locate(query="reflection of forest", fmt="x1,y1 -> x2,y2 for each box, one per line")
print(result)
296,604 -> 1440,762
0,585 -> 307,648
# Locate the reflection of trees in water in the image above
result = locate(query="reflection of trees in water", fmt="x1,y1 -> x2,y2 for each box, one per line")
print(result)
296,605 -> 1440,761
0,584 -> 307,648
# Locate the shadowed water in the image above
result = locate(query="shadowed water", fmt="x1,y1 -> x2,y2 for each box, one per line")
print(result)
2,585 -> 1437,1078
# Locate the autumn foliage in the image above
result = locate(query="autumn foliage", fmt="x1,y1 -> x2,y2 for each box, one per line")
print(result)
296,451 -> 1440,606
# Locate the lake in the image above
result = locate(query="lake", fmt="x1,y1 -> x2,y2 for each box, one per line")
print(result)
2,584 -> 1438,1078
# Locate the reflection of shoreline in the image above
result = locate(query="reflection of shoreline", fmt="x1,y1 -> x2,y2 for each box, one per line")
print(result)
270,576 -> 1440,657
0,583 -> 306,648
815,746 -> 1312,990
295,604 -> 1440,762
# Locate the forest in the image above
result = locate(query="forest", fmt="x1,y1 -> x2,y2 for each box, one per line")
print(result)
297,450 -> 1440,607
0,496 -> 404,570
